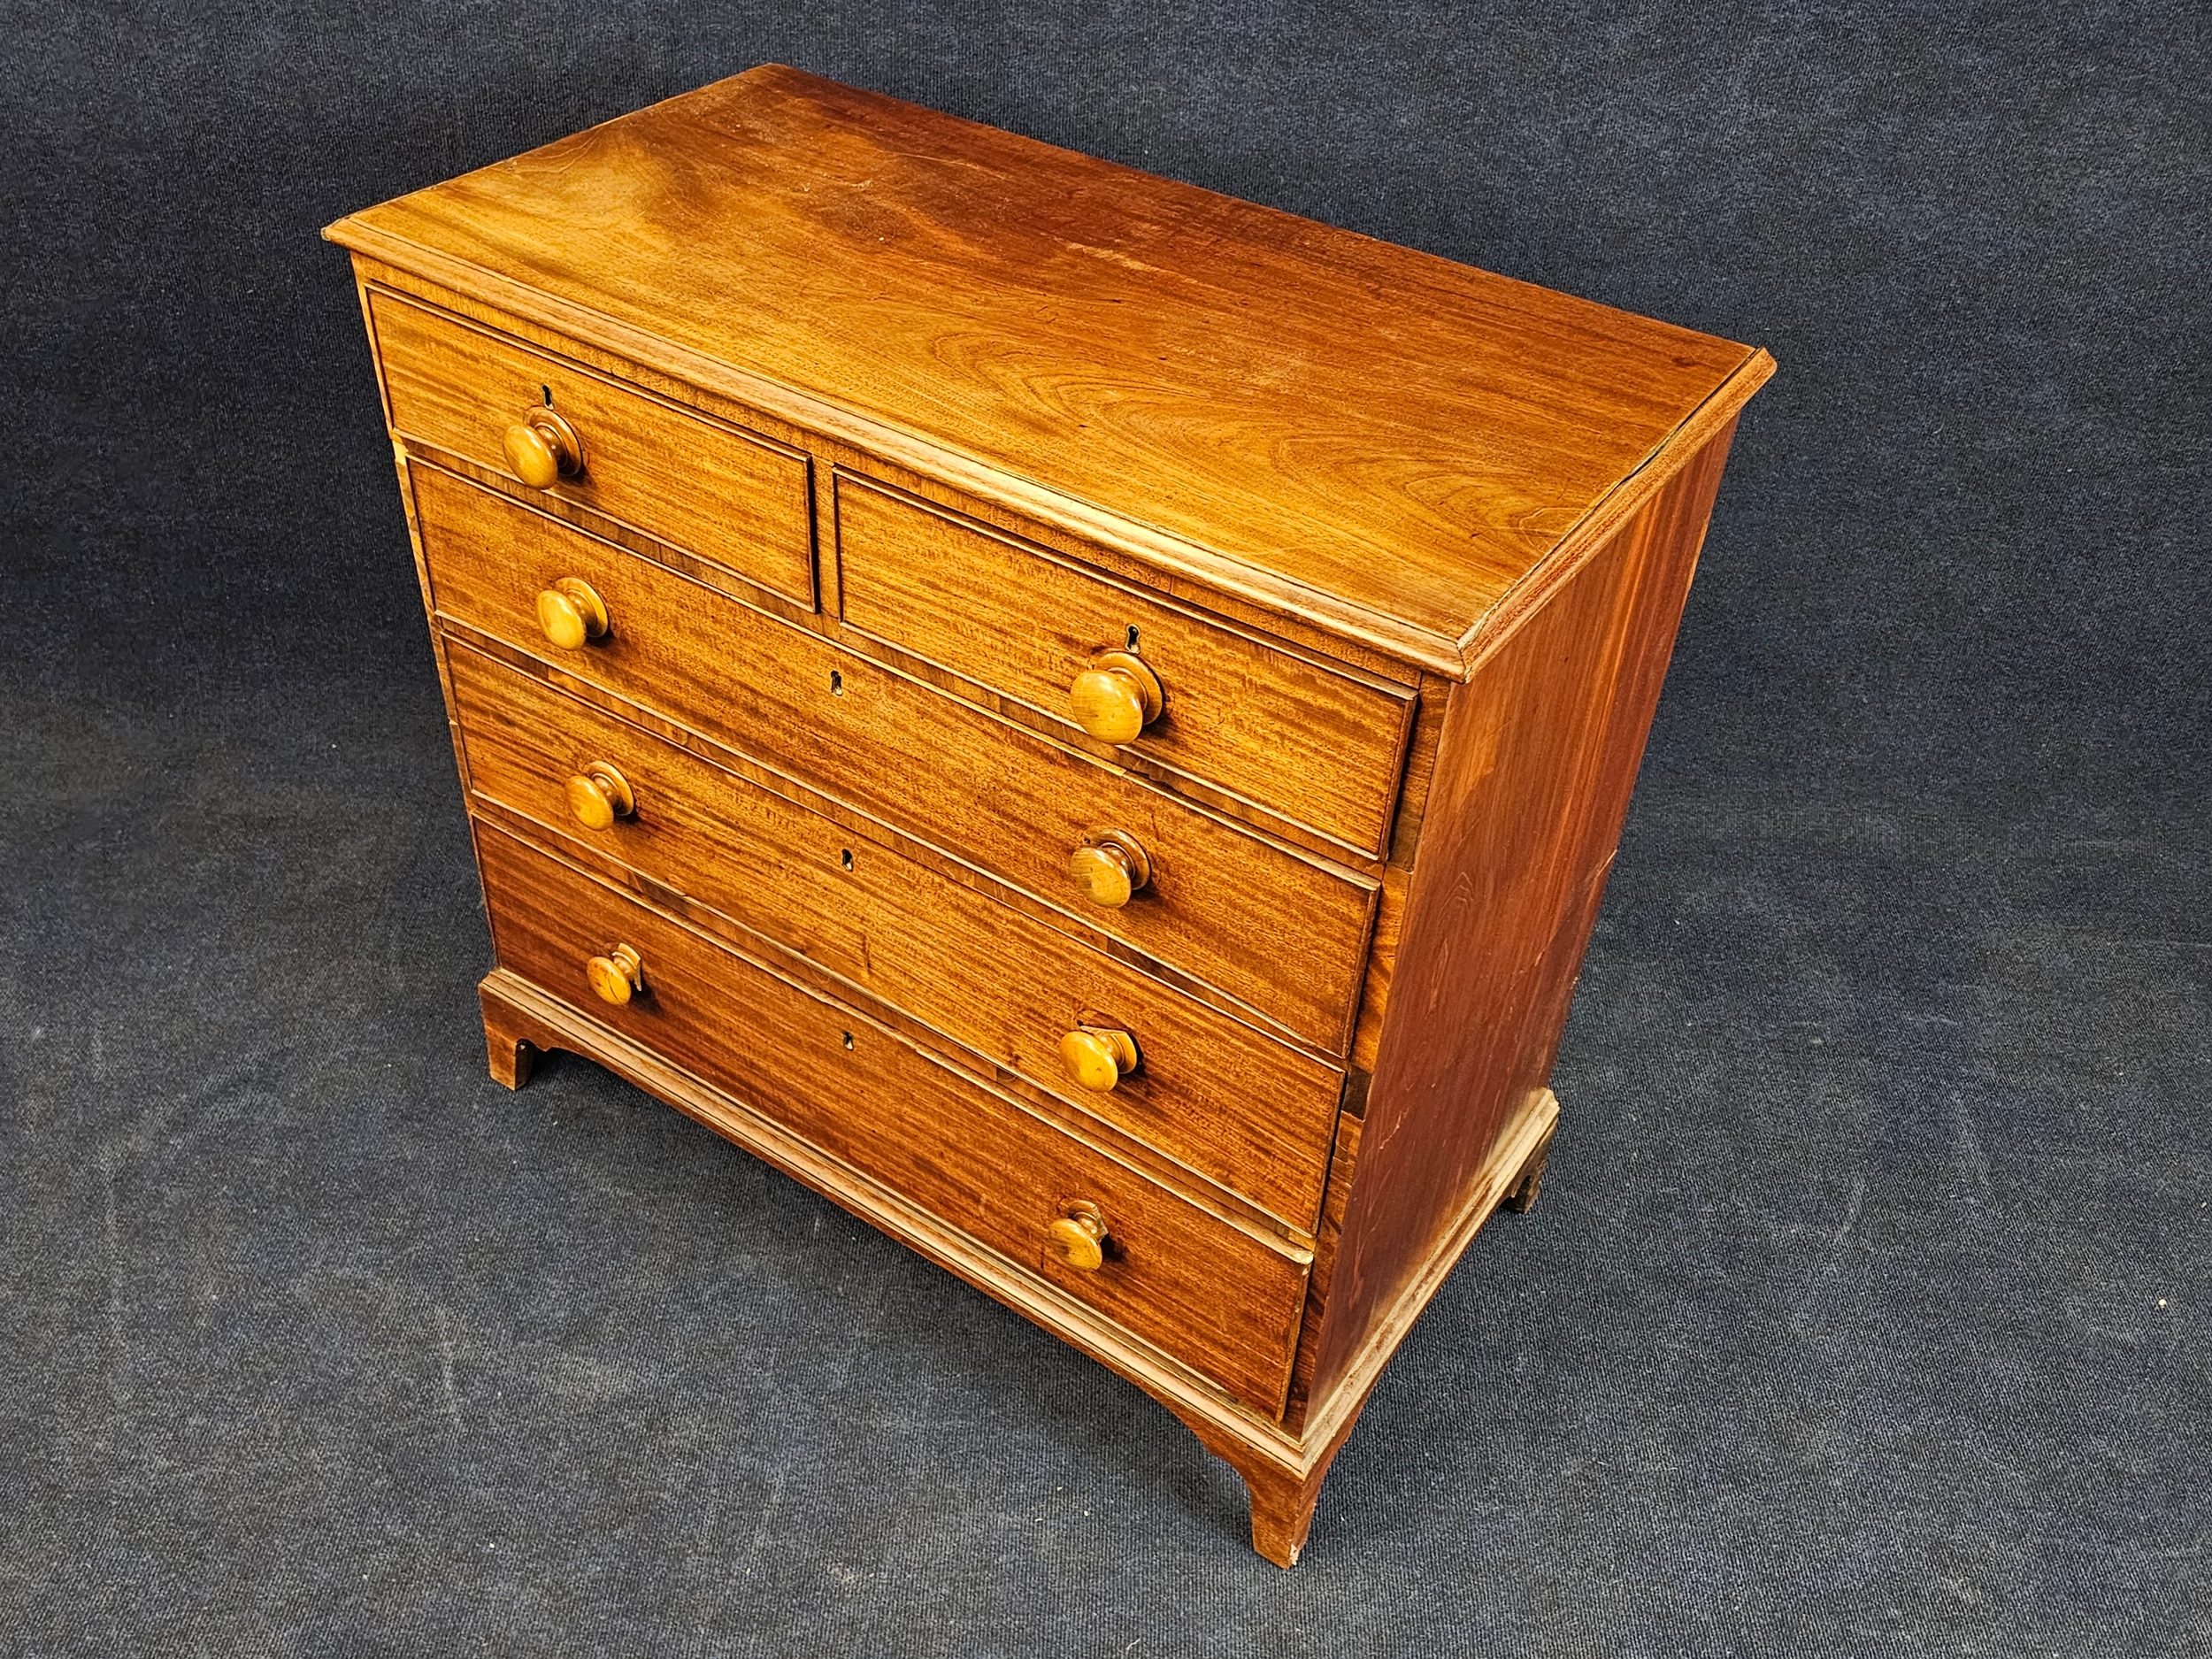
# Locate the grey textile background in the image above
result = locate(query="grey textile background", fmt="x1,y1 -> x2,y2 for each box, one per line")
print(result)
4,4 -> 2207,1654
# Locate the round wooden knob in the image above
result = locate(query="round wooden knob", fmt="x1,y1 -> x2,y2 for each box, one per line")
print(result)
1069,650 -> 1164,744
585,942 -> 644,1006
535,577 -> 609,649
1047,1204 -> 1109,1271
1068,831 -> 1152,909
503,408 -> 584,488
1060,1026 -> 1139,1093
565,761 -> 634,831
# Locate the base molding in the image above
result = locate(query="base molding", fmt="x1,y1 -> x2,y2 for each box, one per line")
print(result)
476,967 -> 1557,1564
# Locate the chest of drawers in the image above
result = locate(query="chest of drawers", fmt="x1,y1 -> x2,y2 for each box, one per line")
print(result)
326,65 -> 1770,1564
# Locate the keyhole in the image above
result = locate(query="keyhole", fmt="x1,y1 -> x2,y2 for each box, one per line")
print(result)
840,848 -> 854,872
1125,625 -> 1141,650
841,1031 -> 855,1051
541,384 -> 553,406
830,670 -> 844,695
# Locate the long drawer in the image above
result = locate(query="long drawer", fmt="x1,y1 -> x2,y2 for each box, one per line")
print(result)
447,641 -> 1343,1230
474,822 -> 1310,1415
410,460 -> 1377,1052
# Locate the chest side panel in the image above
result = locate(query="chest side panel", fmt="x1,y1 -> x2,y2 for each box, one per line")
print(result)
1301,422 -> 1741,1417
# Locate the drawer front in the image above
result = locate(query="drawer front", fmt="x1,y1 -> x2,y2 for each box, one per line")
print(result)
411,462 -> 1375,1052
834,473 -> 1416,856
369,288 -> 817,606
447,641 -> 1343,1230
475,822 -> 1310,1415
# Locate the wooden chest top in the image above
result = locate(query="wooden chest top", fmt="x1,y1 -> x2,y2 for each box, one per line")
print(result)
326,64 -> 1770,676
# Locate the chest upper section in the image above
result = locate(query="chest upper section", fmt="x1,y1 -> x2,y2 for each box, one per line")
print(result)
364,280 -> 1420,871
326,64 -> 1761,677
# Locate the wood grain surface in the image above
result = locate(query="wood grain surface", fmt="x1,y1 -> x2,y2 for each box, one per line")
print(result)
834,471 -> 1416,856
1279,1111 -> 1362,1437
332,68 -> 1778,1563
327,65 -> 1764,668
370,286 -> 818,606
409,460 -> 1379,1050
446,640 -> 1345,1230
474,820 -> 1310,1415
1307,423 -> 1740,1412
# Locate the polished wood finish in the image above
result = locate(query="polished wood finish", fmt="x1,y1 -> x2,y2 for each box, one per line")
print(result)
1306,430 -> 1740,1413
411,462 -> 1376,1051
328,65 -> 1766,674
329,66 -> 1770,1564
477,823 -> 1309,1413
837,473 -> 1416,854
369,287 -> 818,607
443,639 -> 1343,1228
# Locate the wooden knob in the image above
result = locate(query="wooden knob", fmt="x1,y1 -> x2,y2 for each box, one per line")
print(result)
1047,1203 -> 1109,1271
1060,1026 -> 1139,1093
585,942 -> 644,1006
535,577 -> 609,649
565,761 -> 634,831
502,408 -> 584,488
1068,650 -> 1164,744
1068,831 -> 1152,908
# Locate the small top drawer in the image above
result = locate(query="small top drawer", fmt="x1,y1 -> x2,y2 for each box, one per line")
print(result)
367,289 -> 817,606
833,474 -> 1417,856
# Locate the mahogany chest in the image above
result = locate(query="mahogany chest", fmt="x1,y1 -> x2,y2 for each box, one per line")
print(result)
326,65 -> 1770,1564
